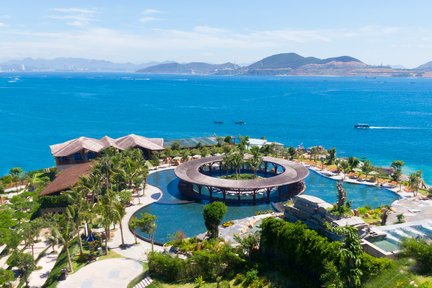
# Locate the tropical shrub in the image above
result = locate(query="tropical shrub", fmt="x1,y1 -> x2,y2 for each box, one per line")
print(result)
203,202 -> 227,238
260,218 -> 390,287
401,238 -> 432,274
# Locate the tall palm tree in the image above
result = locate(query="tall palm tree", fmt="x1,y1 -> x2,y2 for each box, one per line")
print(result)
133,213 -> 157,252
95,191 -> 120,255
391,160 -> 404,190
409,170 -> 422,197
248,147 -> 262,178
113,201 -> 126,247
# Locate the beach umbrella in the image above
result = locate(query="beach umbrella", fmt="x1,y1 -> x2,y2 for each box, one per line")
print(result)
173,156 -> 182,161
352,168 -> 362,173
192,154 -> 201,159
369,171 -> 379,176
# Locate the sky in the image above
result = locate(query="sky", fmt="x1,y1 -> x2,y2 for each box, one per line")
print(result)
1,1 -> 432,67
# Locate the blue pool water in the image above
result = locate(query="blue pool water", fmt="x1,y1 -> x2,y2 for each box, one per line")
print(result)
135,169 -> 400,243
2,73 -> 432,183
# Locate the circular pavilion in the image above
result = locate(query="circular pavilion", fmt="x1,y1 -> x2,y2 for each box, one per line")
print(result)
175,155 -> 309,204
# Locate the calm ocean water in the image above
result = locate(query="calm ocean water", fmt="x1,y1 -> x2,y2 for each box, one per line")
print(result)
1,73 -> 432,181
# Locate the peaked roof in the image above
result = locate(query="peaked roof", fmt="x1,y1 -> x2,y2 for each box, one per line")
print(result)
99,136 -> 123,150
50,137 -> 105,157
40,162 -> 93,196
115,134 -> 164,150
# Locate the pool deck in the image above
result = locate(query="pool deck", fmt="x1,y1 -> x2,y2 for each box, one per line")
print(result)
387,198 -> 432,224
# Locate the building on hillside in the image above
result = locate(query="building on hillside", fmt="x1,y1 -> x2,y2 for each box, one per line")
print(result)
50,134 -> 164,169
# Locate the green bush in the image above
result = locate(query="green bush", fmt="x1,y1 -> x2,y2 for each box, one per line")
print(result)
401,238 -> 432,274
39,195 -> 72,209
260,218 -> 390,287
148,242 -> 246,282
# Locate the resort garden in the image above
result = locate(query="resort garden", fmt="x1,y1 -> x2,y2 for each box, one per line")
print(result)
0,135 -> 432,287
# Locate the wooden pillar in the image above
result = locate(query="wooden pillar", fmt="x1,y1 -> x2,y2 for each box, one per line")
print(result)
278,186 -> 282,197
209,163 -> 212,174
198,185 -> 202,197
264,162 -> 268,177
209,187 -> 213,200
237,191 -> 241,202
223,190 -> 226,202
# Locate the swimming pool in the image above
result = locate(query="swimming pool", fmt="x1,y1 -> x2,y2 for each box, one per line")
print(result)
369,221 -> 432,253
134,168 -> 401,243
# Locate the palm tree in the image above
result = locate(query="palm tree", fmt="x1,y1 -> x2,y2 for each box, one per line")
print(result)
327,148 -> 337,165
224,151 -> 243,178
53,210 -> 77,272
113,201 -> 126,247
361,160 -> 373,180
65,187 -> 90,256
409,170 -> 422,197
132,213 -> 157,251
347,157 -> 360,170
391,160 -> 404,190
9,167 -> 24,191
248,147 -> 262,178
95,191 -> 120,255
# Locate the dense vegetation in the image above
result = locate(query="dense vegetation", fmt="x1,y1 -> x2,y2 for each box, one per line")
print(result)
260,218 -> 391,287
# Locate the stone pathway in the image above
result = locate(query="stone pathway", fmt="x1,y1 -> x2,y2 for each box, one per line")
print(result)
58,258 -> 142,288
27,245 -> 61,288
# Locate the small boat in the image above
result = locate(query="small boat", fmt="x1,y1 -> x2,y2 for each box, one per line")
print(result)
354,123 -> 370,129
214,121 -> 224,124
234,121 -> 245,125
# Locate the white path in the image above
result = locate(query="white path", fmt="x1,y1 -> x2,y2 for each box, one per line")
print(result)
108,179 -> 167,261
27,245 -> 61,288
58,258 -> 142,288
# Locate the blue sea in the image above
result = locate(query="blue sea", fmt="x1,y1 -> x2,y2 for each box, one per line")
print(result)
1,73 -> 432,182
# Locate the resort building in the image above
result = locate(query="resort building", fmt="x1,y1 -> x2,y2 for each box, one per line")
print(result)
175,155 -> 309,204
40,162 -> 92,197
50,134 -> 164,169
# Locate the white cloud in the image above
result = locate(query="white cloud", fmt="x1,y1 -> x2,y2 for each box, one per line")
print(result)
49,7 -> 97,27
0,22 -> 5,28
0,24 -> 430,67
139,8 -> 162,23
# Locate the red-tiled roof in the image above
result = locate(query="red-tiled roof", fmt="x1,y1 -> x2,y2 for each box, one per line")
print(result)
40,163 -> 93,196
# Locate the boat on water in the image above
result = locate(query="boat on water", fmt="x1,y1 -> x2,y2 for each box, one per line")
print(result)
354,123 -> 370,129
234,121 -> 245,125
214,121 -> 224,124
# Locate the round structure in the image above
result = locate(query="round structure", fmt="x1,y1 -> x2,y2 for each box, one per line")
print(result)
175,155 -> 309,204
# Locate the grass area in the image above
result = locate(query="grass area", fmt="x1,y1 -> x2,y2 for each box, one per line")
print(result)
363,258 -> 432,288
220,174 -> 258,180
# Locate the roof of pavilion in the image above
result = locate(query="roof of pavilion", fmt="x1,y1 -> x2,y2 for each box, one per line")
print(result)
175,156 -> 309,190
40,162 -> 93,196
50,134 -> 164,157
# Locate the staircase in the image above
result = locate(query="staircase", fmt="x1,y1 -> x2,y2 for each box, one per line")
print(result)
134,276 -> 153,288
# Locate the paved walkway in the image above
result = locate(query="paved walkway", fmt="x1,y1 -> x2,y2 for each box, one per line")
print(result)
108,182 -> 166,261
58,258 -> 142,288
27,245 -> 61,288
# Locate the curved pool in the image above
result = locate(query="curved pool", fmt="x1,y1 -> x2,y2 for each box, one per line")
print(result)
134,168 -> 400,243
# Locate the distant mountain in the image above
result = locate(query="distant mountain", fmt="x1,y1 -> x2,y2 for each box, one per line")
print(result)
416,61 -> 432,71
247,53 -> 362,70
137,62 -> 240,75
0,58 -> 169,72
